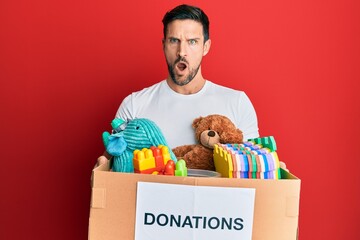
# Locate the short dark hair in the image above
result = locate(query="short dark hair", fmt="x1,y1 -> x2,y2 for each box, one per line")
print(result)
162,4 -> 210,42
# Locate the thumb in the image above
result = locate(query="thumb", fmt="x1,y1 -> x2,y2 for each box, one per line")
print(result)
97,156 -> 108,166
279,161 -> 289,172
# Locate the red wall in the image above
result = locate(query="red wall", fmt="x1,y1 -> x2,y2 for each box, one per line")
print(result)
1,0 -> 359,239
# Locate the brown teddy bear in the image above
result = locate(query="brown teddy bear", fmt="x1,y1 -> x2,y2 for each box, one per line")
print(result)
172,114 -> 244,171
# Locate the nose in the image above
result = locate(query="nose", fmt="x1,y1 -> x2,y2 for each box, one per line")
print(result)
177,42 -> 187,58
208,131 -> 216,137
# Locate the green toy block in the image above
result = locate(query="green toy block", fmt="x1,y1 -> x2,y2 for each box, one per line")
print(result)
249,136 -> 277,152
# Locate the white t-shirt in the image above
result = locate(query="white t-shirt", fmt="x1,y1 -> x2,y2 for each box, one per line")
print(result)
115,80 -> 259,148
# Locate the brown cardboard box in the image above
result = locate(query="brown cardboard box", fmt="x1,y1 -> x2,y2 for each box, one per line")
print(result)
89,162 -> 300,240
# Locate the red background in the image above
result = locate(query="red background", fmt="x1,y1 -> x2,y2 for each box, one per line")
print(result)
1,0 -> 359,239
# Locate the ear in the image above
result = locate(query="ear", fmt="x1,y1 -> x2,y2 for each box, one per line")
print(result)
192,116 -> 204,129
203,39 -> 211,56
162,39 -> 165,51
220,129 -> 244,143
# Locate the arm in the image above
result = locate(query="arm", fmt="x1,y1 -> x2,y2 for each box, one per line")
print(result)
237,92 -> 259,140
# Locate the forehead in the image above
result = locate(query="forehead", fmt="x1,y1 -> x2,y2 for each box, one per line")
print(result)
166,19 -> 204,39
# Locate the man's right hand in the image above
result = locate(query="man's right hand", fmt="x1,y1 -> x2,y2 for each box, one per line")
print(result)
94,151 -> 112,169
97,156 -> 109,166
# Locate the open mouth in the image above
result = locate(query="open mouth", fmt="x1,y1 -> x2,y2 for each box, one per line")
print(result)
176,62 -> 187,71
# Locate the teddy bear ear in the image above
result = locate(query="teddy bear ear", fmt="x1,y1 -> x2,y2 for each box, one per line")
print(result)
192,116 -> 204,129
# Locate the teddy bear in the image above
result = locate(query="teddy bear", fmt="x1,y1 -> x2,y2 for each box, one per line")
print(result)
172,114 -> 244,171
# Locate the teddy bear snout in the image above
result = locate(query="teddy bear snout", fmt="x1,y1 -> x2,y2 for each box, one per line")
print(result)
200,130 -> 220,149
207,130 -> 216,137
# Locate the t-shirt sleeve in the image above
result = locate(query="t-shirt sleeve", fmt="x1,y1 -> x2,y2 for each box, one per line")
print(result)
238,92 -> 259,140
115,94 -> 134,121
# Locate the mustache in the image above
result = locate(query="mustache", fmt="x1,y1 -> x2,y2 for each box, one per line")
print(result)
174,56 -> 189,65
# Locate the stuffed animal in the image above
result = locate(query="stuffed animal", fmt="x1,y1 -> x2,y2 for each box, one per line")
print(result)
172,114 -> 244,171
103,118 -> 177,172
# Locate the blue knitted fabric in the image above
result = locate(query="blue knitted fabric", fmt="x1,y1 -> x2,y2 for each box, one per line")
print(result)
111,118 -> 177,172
106,132 -> 127,156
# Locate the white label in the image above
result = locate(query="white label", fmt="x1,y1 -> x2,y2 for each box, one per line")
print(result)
135,182 -> 255,240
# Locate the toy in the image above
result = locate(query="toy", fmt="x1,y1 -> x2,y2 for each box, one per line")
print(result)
172,114 -> 244,171
103,118 -> 177,172
133,146 -> 187,176
175,159 -> 187,176
213,136 -> 282,179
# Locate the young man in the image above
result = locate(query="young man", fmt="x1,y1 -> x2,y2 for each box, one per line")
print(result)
98,4 -> 259,164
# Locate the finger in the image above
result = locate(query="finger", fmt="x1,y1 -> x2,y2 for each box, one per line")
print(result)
279,161 -> 289,172
97,156 -> 108,166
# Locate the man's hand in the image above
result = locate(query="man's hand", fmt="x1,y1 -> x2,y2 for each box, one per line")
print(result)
93,151 -> 112,169
280,161 -> 289,172
97,156 -> 109,166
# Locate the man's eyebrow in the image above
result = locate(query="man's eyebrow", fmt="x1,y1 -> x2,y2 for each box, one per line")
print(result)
167,37 -> 201,40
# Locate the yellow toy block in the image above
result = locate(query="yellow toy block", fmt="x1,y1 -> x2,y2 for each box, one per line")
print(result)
213,144 -> 233,178
158,145 -> 171,164
133,148 -> 156,171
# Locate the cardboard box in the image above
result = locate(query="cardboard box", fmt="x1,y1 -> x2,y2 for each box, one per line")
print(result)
89,162 -> 300,240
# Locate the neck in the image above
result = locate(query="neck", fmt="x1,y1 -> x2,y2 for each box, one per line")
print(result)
166,72 -> 206,95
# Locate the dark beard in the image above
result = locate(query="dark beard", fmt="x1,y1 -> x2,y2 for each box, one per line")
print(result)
167,57 -> 201,86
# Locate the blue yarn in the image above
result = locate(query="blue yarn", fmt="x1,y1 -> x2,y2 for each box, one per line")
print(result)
112,151 -> 134,172
106,132 -> 127,156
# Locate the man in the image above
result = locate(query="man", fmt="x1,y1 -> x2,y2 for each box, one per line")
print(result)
98,4 -> 259,164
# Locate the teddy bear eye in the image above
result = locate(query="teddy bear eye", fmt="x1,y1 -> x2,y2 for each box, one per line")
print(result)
136,126 -> 140,130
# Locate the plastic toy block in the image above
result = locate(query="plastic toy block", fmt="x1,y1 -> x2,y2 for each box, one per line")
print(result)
247,155 -> 253,173
261,155 -> 269,172
258,155 -> 265,173
248,136 -> 277,152
250,154 -> 257,172
158,145 -> 171,165
150,146 -> 165,169
175,159 -> 188,176
243,154 -> 249,172
213,144 -> 233,178
133,146 -> 187,176
264,154 -> 274,171
164,160 -> 175,175
213,137 -> 282,180
133,148 -> 156,172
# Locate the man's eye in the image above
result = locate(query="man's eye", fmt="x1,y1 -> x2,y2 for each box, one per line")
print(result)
169,38 -> 178,43
189,39 -> 197,45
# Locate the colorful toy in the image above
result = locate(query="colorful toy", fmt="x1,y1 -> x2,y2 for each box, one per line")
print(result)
172,114 -> 244,171
133,145 -> 171,173
133,146 -> 187,176
213,136 -> 282,179
175,159 -> 187,176
103,118 -> 177,173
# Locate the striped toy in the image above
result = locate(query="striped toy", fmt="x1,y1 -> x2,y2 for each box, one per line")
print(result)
213,136 -> 282,179
104,118 -> 177,173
